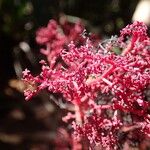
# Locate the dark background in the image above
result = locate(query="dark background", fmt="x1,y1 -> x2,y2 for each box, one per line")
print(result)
0,0 -> 141,149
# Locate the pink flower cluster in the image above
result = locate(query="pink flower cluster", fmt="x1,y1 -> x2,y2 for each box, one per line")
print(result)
35,19 -> 93,69
23,21 -> 150,149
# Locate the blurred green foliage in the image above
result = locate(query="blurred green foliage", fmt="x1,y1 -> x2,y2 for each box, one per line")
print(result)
0,0 -> 139,37
0,0 -> 32,37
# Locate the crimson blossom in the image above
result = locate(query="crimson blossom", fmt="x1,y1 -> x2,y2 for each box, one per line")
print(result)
23,21 -> 150,149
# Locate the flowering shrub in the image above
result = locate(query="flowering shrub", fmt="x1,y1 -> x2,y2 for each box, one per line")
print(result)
23,21 -> 150,149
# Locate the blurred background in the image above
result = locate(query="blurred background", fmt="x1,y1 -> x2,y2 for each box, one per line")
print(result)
0,0 -> 150,149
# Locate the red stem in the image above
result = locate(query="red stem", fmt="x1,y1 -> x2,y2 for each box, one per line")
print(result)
121,35 -> 138,56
